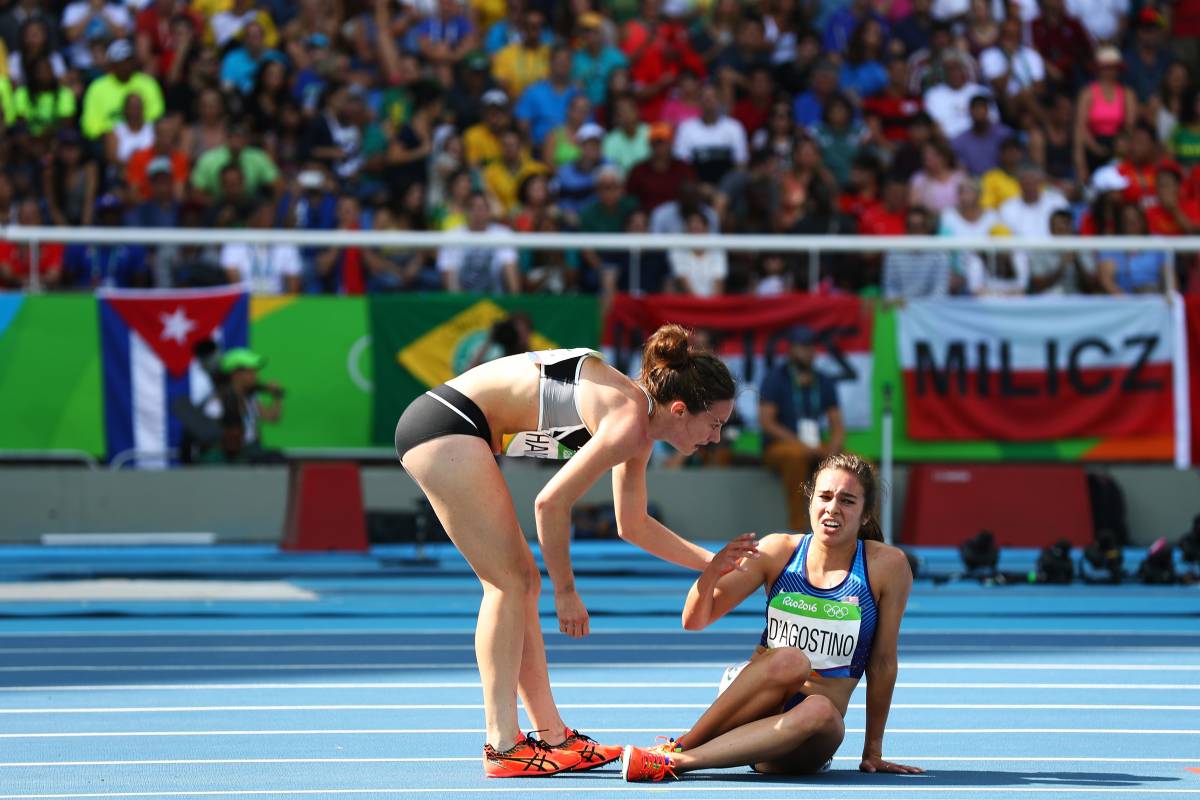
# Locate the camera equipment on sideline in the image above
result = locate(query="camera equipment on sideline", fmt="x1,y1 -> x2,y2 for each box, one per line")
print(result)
959,530 -> 999,577
1081,529 -> 1124,583
1035,539 -> 1074,584
1177,514 -> 1199,580
1137,537 -> 1177,585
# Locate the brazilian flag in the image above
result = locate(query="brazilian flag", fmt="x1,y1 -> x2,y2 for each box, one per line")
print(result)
369,294 -> 600,445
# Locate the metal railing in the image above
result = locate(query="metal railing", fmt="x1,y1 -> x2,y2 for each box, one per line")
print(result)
4,226 -> 1198,292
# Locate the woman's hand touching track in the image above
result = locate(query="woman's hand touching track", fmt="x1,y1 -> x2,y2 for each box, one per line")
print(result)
860,755 -> 924,774
555,589 -> 590,638
704,533 -> 760,579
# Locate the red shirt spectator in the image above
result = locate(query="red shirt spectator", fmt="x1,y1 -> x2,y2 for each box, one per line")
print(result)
622,14 -> 705,121
859,180 -> 908,234
1031,0 -> 1094,87
861,58 -> 923,143
1146,167 -> 1200,234
626,124 -> 698,212
731,68 -> 774,136
0,200 -> 64,288
136,0 -> 203,79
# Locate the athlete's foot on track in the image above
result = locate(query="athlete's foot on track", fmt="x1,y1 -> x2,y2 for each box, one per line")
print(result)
483,734 -> 584,777
549,728 -> 624,770
621,744 -> 678,782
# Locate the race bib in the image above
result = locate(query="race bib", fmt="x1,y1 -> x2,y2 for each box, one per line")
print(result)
765,592 -> 861,671
501,425 -> 588,459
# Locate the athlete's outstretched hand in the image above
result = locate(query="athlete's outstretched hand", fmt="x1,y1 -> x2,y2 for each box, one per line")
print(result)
860,755 -> 924,774
555,589 -> 590,638
704,533 -> 760,579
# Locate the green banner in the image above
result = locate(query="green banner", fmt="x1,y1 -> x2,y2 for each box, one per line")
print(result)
0,295 -> 104,454
251,296 -> 373,449
370,294 -> 601,445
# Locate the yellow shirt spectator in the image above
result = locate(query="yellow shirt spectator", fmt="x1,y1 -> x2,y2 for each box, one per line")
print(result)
470,0 -> 506,32
483,157 -> 548,215
491,42 -> 549,97
980,168 -> 1019,210
464,123 -> 503,167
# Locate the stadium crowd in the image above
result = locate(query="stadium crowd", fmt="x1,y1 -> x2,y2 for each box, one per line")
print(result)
0,0 -> 1197,296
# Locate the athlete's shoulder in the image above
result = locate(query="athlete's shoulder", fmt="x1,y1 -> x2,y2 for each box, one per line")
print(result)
863,540 -> 914,587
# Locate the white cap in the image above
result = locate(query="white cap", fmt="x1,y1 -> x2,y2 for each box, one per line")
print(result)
482,89 -> 509,107
576,122 -> 605,142
297,170 -> 324,189
1091,164 -> 1130,193
106,39 -> 134,63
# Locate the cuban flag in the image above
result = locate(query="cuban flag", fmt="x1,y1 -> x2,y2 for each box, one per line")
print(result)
98,287 -> 248,467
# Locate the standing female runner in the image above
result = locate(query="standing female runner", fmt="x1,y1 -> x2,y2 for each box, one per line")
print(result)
621,453 -> 922,781
394,324 -> 753,777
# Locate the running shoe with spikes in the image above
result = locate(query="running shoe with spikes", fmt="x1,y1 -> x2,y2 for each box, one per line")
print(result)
547,727 -> 623,771
621,744 -> 678,782
649,736 -> 683,754
483,733 -> 584,777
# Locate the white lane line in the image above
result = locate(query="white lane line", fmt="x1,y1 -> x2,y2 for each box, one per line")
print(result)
1,628 -> 1198,637
0,756 -> 1195,768
3,788 -> 1200,798
0,662 -> 1195,672
0,703 -> 1195,714
0,682 -> 1195,692
0,727 -> 1194,739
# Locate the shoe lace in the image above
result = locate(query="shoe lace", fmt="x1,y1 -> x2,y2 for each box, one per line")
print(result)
524,730 -> 556,751
652,735 -> 681,753
641,749 -> 677,780
565,728 -> 594,744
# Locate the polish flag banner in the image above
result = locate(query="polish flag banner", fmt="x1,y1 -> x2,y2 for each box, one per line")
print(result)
898,296 -> 1191,465
98,287 -> 248,466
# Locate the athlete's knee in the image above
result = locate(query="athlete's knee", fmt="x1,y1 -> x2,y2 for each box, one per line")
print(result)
524,558 -> 543,601
799,695 -> 844,738
482,562 -> 537,598
762,647 -> 811,687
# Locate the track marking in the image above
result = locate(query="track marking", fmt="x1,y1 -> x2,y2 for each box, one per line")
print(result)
0,756 -> 1195,767
0,628 -> 1198,637
0,703 -> 1195,714
0,662 -> 1197,672
2,787 -> 1200,798
0,727 -> 1194,738
0,682 -> 1195,692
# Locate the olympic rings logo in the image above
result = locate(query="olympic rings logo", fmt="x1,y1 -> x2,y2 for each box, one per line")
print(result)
823,604 -> 849,618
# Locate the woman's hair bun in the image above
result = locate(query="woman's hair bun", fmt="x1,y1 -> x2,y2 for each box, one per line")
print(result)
644,323 -> 691,370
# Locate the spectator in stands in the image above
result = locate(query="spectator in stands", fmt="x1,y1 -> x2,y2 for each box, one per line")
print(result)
626,122 -> 696,212
792,60 -> 838,127
1031,0 -> 1093,94
303,83 -> 367,182
220,202 -> 303,294
12,55 -> 75,138
203,163 -> 259,228
892,0 -> 935,55
437,191 -> 520,292
621,0 -> 705,121
603,93 -> 650,174
414,0 -> 475,88
187,88 -> 229,161
482,127 -> 547,216
1069,0 -> 1127,46
1125,8 -> 1174,104
952,95 -> 1010,177
712,15 -> 772,102
962,228 -> 1029,296
129,157 -> 182,230
731,67 -> 775,139
910,139 -> 966,212
979,15 -> 1045,122
668,209 -> 727,296
603,208 -> 671,293
572,12 -> 627,108
661,68 -> 702,127
980,136 -> 1023,209
1030,94 -> 1077,193
555,121 -> 609,222
62,194 -> 150,288
191,123 -> 280,200
579,164 -> 638,292
823,0 -> 886,54
1154,63 -> 1191,151
861,55 -> 923,146
127,114 -> 188,201
859,172 -> 909,235
882,206 -> 952,301
43,127 -> 98,227
674,83 -> 748,190
313,195 -> 369,293
1147,165 -> 1200,234
650,180 -> 719,233
809,92 -> 868,187
1073,46 -> 1137,181
890,110 -> 935,180
923,50 -> 990,139
1097,204 -> 1176,294
1027,209 -> 1097,293
515,45 -> 578,149
106,92 -> 154,167
491,8 -> 549,99
62,0 -> 132,70
361,207 -> 438,291
511,172 -> 558,232
540,93 -> 592,169
464,87 -> 509,167
520,212 -> 577,293
998,161 -> 1069,238
80,39 -> 164,140
757,325 -> 845,532
0,199 -> 63,288
135,0 -> 199,80
220,21 -> 283,96
941,177 -> 998,240
838,17 -> 888,100
1118,122 -> 1176,207
0,5 -> 59,63
381,80 -> 442,204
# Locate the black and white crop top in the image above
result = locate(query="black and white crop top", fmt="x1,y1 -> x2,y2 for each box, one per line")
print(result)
500,348 -> 654,459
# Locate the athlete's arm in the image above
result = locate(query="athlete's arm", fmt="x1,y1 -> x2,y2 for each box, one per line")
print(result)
681,533 -> 793,631
611,447 -> 716,571
534,405 -> 646,639
860,544 -> 923,775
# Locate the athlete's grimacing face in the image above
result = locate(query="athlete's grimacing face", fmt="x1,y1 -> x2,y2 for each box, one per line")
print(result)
665,398 -> 734,454
809,469 -> 867,542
